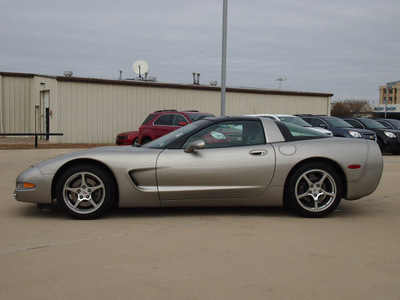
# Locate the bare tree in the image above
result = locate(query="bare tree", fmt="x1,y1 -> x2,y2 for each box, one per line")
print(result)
331,100 -> 373,117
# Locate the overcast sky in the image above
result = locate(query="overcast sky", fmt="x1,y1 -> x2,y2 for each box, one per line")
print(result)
1,0 -> 399,102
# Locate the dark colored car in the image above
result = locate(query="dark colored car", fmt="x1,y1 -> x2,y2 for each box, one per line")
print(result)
115,130 -> 139,145
298,115 -> 376,141
138,110 -> 214,144
373,118 -> 400,130
341,117 -> 400,154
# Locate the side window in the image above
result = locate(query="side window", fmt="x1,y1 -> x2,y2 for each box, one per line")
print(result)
345,119 -> 363,129
182,120 -> 265,149
308,118 -> 327,128
154,114 -> 174,125
172,114 -> 188,126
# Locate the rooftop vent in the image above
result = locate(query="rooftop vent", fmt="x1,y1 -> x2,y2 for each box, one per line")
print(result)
63,71 -> 73,77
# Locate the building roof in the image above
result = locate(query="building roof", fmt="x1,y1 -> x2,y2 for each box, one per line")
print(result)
0,71 -> 334,97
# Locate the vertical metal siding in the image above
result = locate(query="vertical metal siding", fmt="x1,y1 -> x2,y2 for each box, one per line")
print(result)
1,74 -> 331,143
1,76 -> 32,134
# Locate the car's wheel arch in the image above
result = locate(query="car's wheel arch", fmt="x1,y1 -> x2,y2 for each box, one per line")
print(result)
283,157 -> 347,201
140,129 -> 156,140
51,158 -> 119,207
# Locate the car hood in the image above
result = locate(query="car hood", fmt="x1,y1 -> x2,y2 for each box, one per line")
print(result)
364,128 -> 400,135
117,130 -> 139,136
342,127 -> 375,134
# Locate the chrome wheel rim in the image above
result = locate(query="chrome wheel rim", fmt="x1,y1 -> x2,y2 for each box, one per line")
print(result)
62,172 -> 106,214
295,169 -> 337,212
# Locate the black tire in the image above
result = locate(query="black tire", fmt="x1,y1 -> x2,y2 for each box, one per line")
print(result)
141,137 -> 152,145
377,139 -> 384,153
286,162 -> 342,218
55,164 -> 116,219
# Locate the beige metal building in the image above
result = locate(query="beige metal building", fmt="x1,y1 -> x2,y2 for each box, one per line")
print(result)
0,71 -> 333,144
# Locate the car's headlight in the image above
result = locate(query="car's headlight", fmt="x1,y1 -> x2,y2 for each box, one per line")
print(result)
384,131 -> 396,138
349,131 -> 362,138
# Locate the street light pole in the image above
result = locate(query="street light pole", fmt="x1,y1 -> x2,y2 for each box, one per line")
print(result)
221,0 -> 228,116
385,85 -> 388,118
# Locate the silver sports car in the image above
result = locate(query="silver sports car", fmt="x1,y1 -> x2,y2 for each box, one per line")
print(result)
14,116 -> 383,219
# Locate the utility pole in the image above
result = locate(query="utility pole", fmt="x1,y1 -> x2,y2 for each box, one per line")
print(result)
275,77 -> 287,90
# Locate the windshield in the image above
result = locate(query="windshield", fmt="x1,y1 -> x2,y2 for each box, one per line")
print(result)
387,119 -> 400,129
278,116 -> 312,127
187,113 -> 215,122
326,117 -> 354,128
361,118 -> 386,129
143,120 -> 211,149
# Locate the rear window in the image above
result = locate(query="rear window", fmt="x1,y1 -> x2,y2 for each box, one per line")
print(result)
280,122 -> 331,141
187,113 -> 214,122
142,114 -> 156,125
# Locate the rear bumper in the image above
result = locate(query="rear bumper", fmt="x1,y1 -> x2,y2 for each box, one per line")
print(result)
345,142 -> 383,200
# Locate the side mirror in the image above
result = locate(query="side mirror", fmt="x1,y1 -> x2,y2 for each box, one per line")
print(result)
178,121 -> 188,126
184,140 -> 205,153
318,123 -> 328,129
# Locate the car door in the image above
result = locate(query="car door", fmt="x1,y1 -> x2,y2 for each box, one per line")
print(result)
156,120 -> 276,201
153,114 -> 176,138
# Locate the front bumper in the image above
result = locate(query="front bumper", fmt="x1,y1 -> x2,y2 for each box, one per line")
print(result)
14,166 -> 54,204
382,137 -> 400,153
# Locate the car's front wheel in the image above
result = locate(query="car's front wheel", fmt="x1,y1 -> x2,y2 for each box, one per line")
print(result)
56,164 -> 116,219
286,163 -> 342,218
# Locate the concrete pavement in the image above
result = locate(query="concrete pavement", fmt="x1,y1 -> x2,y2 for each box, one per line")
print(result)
1,149 -> 399,299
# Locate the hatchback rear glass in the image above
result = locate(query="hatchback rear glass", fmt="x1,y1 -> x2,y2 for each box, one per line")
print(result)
187,113 -> 214,122
141,114 -> 156,125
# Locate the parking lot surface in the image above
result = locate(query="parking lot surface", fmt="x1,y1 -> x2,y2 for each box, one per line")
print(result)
1,149 -> 399,299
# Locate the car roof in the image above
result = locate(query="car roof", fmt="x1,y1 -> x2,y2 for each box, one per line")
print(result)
151,110 -> 212,115
206,115 -> 262,122
300,115 -> 336,119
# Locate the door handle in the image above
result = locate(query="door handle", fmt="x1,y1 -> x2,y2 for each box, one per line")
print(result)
249,149 -> 268,156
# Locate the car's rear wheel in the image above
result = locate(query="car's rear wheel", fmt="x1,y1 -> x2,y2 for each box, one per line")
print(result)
286,162 -> 342,218
56,164 -> 115,219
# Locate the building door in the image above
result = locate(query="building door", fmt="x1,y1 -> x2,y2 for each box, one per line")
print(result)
40,91 -> 50,140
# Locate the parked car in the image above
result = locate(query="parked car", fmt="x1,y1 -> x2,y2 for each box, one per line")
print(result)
298,115 -> 376,141
341,117 -> 400,154
138,110 -> 215,144
373,118 -> 400,130
14,116 -> 383,219
248,114 -> 332,135
115,130 -> 139,145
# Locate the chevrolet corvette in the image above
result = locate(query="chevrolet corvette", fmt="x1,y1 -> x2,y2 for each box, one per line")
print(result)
14,116 -> 383,219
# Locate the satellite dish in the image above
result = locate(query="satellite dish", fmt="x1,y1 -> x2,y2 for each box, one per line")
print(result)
132,60 -> 149,78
